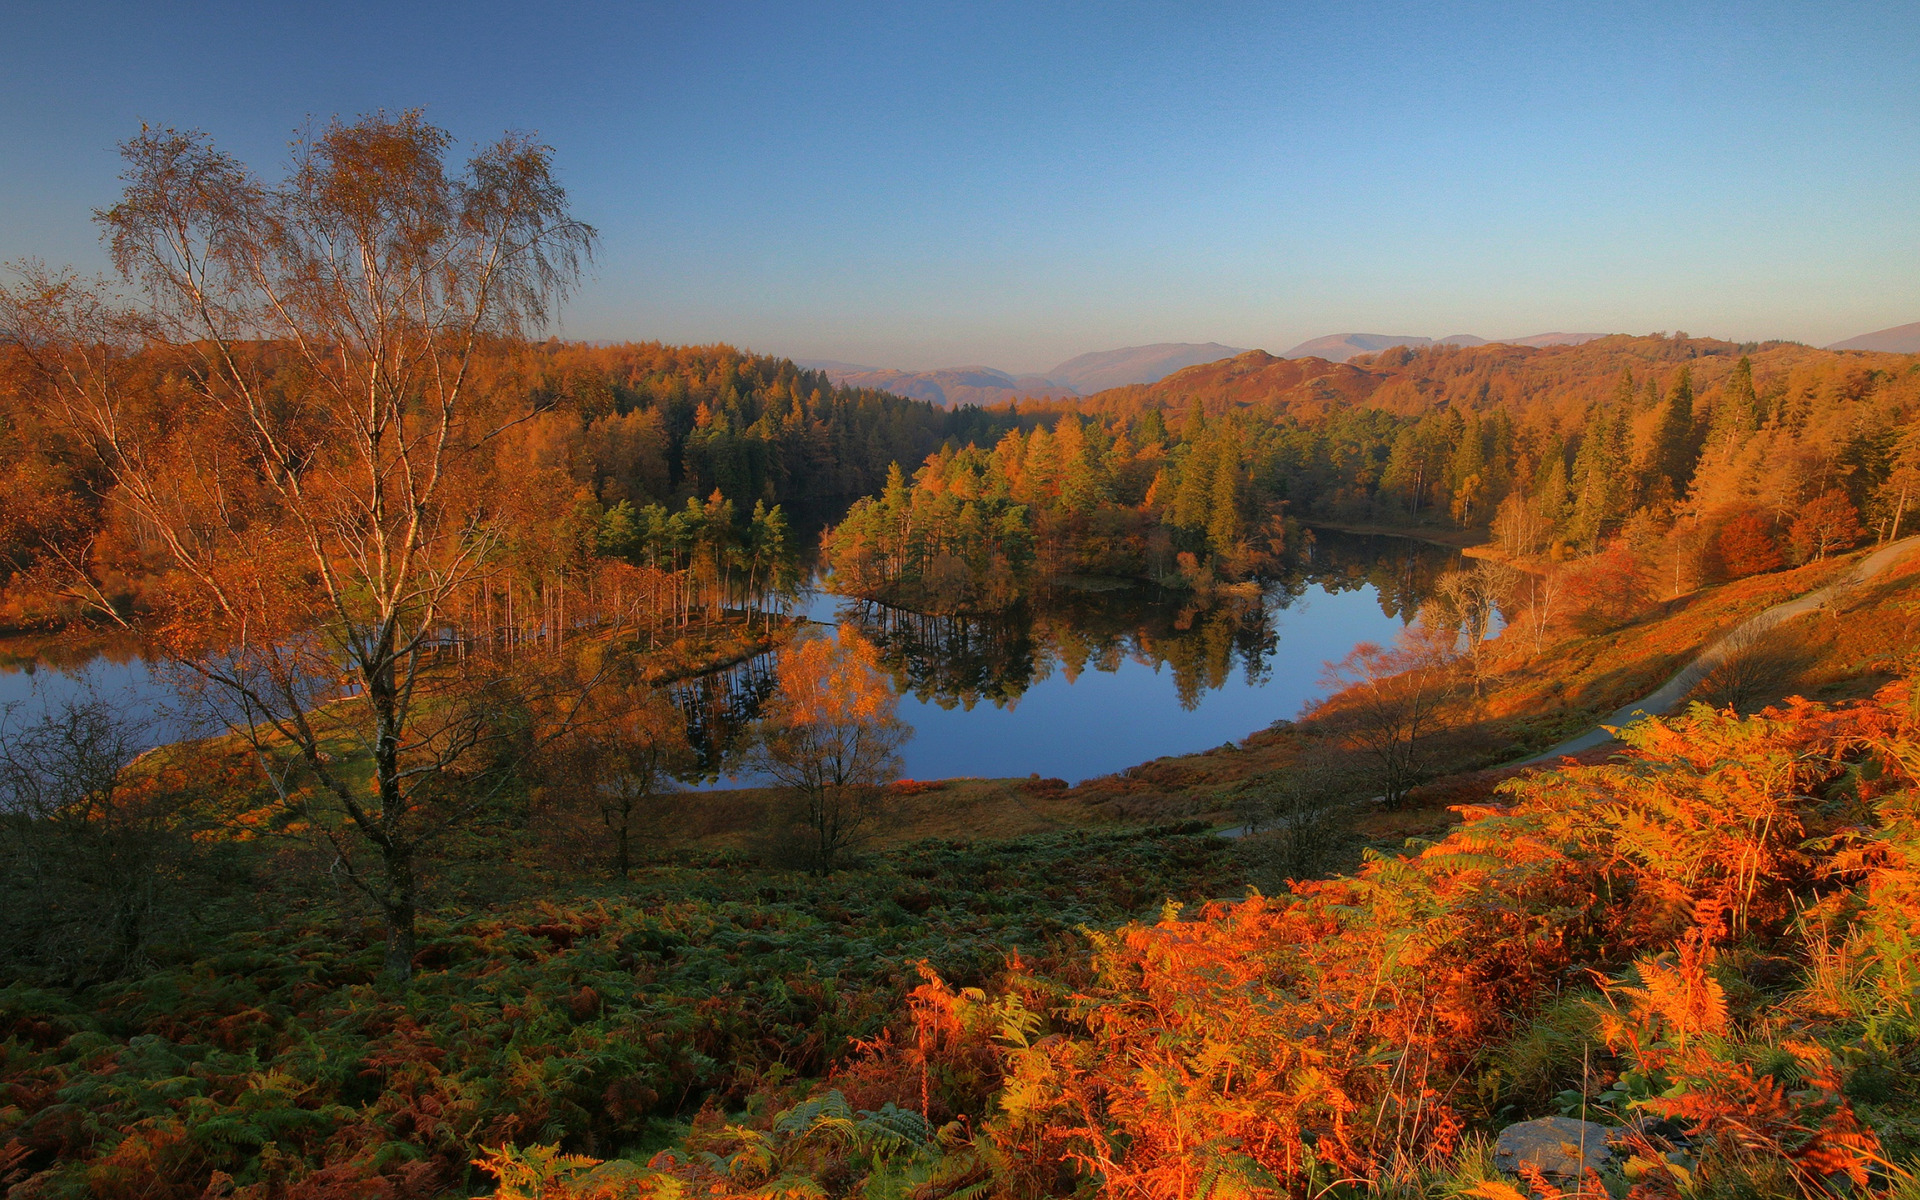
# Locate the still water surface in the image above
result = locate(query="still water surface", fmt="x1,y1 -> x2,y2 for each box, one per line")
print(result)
0,638 -> 191,741
682,530 -> 1462,784
0,531 -> 1462,785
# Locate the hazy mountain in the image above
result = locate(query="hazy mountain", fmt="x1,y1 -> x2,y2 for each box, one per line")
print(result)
793,357 -> 879,374
1082,349 -> 1382,414
1283,331 -> 1605,362
1044,342 -> 1249,393
1283,333 -> 1440,361
1828,322 -> 1920,353
821,365 -> 1074,408
1502,331 -> 1607,348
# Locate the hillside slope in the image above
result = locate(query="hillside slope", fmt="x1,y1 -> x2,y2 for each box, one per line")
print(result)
1044,341 -> 1249,391
1054,333 -> 1920,423
819,364 -> 1073,407
1830,320 -> 1920,353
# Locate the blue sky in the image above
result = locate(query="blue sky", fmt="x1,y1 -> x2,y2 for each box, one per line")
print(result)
4,1 -> 1916,372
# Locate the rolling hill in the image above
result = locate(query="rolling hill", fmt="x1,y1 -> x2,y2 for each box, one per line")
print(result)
1281,331 -> 1605,361
820,365 -> 1072,408
1047,334 -> 1911,425
1044,342 -> 1249,392
1828,321 -> 1920,353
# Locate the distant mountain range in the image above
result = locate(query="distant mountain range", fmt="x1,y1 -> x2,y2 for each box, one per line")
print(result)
811,365 -> 1074,408
1044,342 -> 1249,392
799,334 -> 1618,406
801,342 -> 1249,406
1280,331 -> 1606,362
1828,321 -> 1920,353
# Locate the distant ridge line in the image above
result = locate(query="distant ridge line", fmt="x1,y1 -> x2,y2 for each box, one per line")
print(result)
1281,331 -> 1608,362
1827,321 -> 1920,354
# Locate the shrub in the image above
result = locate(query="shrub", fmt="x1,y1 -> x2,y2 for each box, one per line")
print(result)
1711,510 -> 1785,579
1789,490 -> 1863,563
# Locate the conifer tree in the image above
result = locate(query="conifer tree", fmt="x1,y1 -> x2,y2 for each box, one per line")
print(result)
1710,356 -> 1760,457
1567,407 -> 1628,551
1650,366 -> 1702,501
1168,436 -> 1217,534
1207,447 -> 1241,555
1532,453 -> 1571,543
1447,417 -> 1487,526
1612,367 -> 1636,409
1136,407 -> 1168,446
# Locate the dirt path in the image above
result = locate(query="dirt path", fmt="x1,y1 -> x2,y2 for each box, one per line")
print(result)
1217,537 -> 1920,840
1518,535 -> 1920,764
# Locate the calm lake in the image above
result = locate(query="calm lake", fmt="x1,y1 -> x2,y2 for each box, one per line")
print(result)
0,531 -> 1462,785
678,530 -> 1463,785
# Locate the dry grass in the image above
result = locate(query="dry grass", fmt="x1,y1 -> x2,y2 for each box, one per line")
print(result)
642,775 -> 1110,859
1476,555 -> 1854,744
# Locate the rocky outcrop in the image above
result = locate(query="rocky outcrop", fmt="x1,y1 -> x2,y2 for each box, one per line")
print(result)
1493,1116 -> 1613,1178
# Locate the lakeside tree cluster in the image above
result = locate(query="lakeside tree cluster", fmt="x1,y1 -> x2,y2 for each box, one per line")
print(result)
822,406 -> 1298,612
1105,339 -> 1913,582
815,335 -> 1918,620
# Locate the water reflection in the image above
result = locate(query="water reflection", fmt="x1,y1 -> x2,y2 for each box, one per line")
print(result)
682,530 -> 1463,783
838,530 -> 1457,716
663,650 -> 780,779
843,588 -> 1285,713
1298,530 -> 1458,626
0,531 -> 1465,786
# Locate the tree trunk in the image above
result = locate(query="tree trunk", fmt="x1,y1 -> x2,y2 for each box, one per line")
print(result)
370,630 -> 418,983
380,871 -> 414,983
614,795 -> 632,878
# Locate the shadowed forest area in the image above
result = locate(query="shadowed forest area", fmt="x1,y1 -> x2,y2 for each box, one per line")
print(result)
6,112 -> 1920,1200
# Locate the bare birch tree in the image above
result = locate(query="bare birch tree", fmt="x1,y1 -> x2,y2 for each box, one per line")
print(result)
1,112 -> 595,979
1312,624 -> 1458,809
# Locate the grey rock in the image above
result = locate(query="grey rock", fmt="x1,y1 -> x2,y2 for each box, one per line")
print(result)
1494,1116 -> 1614,1178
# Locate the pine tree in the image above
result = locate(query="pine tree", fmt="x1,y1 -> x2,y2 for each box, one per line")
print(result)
1447,417 -> 1487,526
1708,357 -> 1759,458
1378,426 -> 1432,517
1136,407 -> 1168,446
1167,435 -> 1216,534
1207,443 -> 1241,556
1567,407 -> 1627,551
1055,416 -> 1111,515
1649,366 -> 1701,502
1181,396 -> 1207,439
1533,453 -> 1570,543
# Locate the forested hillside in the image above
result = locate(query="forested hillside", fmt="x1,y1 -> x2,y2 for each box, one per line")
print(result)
1067,335 -> 1919,556
0,337 -> 1011,630
819,334 -> 1919,613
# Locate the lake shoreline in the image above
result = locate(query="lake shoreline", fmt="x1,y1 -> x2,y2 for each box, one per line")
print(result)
1301,519 -> 1490,550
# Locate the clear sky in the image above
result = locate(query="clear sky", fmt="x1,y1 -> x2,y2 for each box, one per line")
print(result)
4,1 -> 1916,372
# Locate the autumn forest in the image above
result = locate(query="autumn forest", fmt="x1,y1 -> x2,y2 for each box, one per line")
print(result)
5,111 -> 1920,1200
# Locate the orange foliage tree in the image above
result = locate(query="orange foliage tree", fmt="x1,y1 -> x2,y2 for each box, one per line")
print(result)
749,625 -> 910,872
1789,489 -> 1862,563
2,112 -> 596,979
533,664 -> 691,877
1311,625 -> 1458,807
1711,510 -> 1785,579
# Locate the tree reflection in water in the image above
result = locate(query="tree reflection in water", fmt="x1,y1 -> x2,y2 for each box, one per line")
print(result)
837,530 -> 1459,714
663,652 -> 780,780
670,530 -> 1460,782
